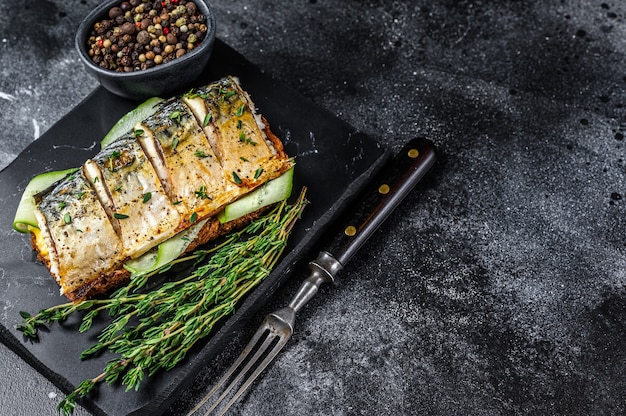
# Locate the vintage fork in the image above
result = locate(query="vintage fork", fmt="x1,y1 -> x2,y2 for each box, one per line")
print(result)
186,137 -> 437,416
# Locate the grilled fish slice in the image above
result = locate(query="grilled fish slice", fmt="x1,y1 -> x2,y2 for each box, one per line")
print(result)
31,76 -> 293,300
34,171 -> 124,296
185,78 -> 288,187
84,133 -> 183,258
140,97 -> 237,226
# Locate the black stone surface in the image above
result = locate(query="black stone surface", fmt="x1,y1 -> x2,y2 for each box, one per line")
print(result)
1,0 -> 625,415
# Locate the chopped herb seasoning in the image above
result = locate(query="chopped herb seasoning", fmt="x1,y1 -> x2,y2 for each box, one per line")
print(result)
195,185 -> 211,200
172,137 -> 179,151
254,168 -> 263,179
170,111 -> 182,123
194,150 -> 209,158
203,113 -> 212,127
240,156 -> 249,162
232,171 -> 242,185
114,213 -> 129,220
63,213 -> 72,224
114,184 -> 123,192
224,90 -> 236,99
76,191 -> 86,200
238,131 -> 257,146
142,192 -> 152,203
189,211 -> 198,224
58,202 -> 67,210
173,200 -> 183,205
235,104 -> 245,117
108,150 -> 121,171
237,119 -> 242,129
133,129 -> 144,138
188,90 -> 208,100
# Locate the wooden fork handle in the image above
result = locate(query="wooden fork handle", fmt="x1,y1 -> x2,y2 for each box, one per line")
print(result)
288,138 -> 436,313
325,137 -> 437,267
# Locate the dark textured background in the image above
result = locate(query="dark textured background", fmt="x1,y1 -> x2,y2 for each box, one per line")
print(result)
1,0 -> 625,415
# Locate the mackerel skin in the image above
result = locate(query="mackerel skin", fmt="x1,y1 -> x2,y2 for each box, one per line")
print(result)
35,171 -> 124,295
140,98 -> 237,226
85,133 -> 183,258
190,78 -> 288,187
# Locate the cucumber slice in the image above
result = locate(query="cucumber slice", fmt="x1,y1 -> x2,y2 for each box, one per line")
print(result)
124,219 -> 208,274
13,168 -> 78,233
101,96 -> 163,148
218,167 -> 294,223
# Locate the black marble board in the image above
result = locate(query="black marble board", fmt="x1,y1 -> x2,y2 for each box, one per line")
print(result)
0,39 -> 388,416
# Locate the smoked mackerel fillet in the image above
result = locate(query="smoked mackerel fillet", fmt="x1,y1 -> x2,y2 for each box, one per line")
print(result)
32,76 -> 292,301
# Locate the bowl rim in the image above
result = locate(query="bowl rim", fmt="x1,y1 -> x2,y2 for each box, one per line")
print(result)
75,0 -> 216,80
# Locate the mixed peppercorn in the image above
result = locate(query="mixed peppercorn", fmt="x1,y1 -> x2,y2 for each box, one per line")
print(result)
86,0 -> 208,72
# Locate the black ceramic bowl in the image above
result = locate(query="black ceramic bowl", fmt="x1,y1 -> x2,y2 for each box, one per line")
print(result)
75,0 -> 216,100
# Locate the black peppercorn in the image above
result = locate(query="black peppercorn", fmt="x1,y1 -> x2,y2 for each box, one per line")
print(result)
108,7 -> 123,19
87,0 -> 208,72
121,22 -> 135,35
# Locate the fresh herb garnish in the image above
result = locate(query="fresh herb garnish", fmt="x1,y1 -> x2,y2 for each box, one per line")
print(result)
232,171 -> 242,184
254,167 -> 263,179
194,150 -> 209,158
63,213 -> 71,225
21,192 -> 306,415
113,213 -> 129,220
142,192 -> 152,203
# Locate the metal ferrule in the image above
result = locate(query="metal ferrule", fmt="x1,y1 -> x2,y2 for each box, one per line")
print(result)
288,251 -> 343,313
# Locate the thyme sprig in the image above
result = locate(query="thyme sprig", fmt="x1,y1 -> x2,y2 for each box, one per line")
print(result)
17,189 -> 308,415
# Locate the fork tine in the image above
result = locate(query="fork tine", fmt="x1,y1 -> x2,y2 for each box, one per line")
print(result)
187,312 -> 293,416
215,334 -> 291,416
185,323 -> 271,416
204,329 -> 276,416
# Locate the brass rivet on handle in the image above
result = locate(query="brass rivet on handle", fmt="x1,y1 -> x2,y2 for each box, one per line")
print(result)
408,148 -> 419,158
378,184 -> 390,195
344,225 -> 357,236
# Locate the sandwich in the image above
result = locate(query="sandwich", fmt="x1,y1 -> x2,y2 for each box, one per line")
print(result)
13,76 -> 294,301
